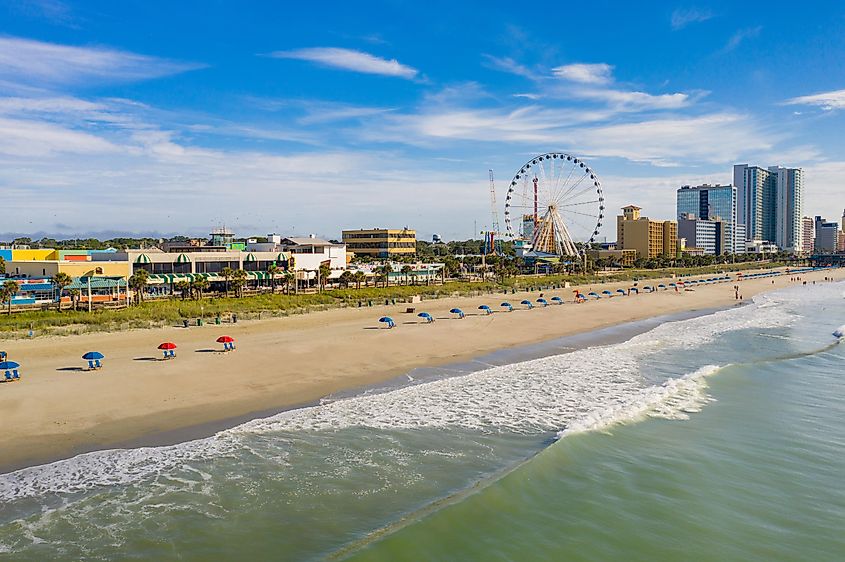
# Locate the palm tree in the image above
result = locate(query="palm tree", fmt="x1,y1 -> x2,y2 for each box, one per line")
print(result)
128,269 -> 149,304
283,271 -> 295,294
221,266 -> 234,297
175,280 -> 191,300
2,280 -> 18,315
378,263 -> 393,288
400,265 -> 412,286
339,270 -> 353,288
267,263 -> 280,293
318,263 -> 332,291
231,269 -> 248,298
52,272 -> 73,311
353,270 -> 366,289
191,276 -> 210,300
0,256 -> 6,275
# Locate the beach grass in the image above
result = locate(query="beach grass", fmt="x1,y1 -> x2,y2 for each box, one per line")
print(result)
0,262 -> 785,338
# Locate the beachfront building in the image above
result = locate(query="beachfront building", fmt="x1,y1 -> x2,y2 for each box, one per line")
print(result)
342,228 -> 416,258
813,216 -> 839,253
733,164 -> 804,252
676,184 -> 744,254
677,215 -> 728,256
802,216 -> 815,254
5,249 -> 130,278
616,206 -> 678,259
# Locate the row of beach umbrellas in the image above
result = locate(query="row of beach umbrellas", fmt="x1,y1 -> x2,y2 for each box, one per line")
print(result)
1,336 -> 239,381
376,267 -> 827,329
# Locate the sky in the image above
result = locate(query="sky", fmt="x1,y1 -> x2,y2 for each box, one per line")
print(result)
1,0 -> 845,242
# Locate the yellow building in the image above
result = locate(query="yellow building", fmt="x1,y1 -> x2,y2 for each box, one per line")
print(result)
6,260 -> 130,278
616,205 -> 677,259
342,228 -> 416,258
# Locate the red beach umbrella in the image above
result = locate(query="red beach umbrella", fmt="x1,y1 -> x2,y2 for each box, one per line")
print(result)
158,342 -> 177,350
216,336 -> 234,343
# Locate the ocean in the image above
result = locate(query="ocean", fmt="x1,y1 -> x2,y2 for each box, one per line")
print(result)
1,280 -> 843,561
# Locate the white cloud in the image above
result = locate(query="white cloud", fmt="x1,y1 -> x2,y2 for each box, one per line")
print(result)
270,47 -> 418,79
570,88 -> 691,110
0,116 -> 120,156
481,54 -> 534,78
671,8 -> 714,30
552,63 -> 614,85
783,89 -> 845,111
722,26 -> 762,53
0,36 -> 203,87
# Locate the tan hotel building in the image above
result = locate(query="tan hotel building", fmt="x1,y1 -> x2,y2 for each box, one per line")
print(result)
342,228 -> 416,258
617,205 -> 678,259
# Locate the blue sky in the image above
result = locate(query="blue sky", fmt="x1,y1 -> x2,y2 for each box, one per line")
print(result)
1,0 -> 845,241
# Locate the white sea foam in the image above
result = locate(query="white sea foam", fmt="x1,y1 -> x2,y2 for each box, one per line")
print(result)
0,291 -> 798,503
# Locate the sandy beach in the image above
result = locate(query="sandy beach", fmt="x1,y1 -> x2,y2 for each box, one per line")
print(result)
0,267 -> 838,472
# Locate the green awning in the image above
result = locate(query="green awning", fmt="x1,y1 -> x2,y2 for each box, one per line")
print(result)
134,254 -> 151,264
175,254 -> 191,264
275,252 -> 290,262
68,277 -> 127,290
244,253 -> 256,262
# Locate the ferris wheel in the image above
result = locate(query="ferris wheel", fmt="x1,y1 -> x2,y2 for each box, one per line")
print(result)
503,152 -> 605,257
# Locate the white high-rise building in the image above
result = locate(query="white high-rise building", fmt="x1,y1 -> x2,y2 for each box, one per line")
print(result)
733,164 -> 803,253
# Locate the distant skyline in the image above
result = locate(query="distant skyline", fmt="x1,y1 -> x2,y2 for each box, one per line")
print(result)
2,1 -> 845,241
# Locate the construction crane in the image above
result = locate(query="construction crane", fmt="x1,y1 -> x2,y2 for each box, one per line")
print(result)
482,169 -> 505,255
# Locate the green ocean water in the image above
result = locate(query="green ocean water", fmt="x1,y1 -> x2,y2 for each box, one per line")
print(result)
348,350 -> 845,561
1,279 -> 843,561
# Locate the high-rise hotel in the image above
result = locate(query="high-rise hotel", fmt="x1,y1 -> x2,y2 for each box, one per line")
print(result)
733,164 -> 804,253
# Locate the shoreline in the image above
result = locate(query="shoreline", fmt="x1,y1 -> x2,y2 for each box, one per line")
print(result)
0,266 -> 838,473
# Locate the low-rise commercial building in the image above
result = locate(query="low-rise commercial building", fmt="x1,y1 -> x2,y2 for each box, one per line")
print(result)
342,228 -> 416,258
586,249 -> 637,267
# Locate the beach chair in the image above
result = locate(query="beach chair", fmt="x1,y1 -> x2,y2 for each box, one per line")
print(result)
3,371 -> 11,382
170,350 -> 176,359
88,360 -> 95,370
95,359 -> 102,369
12,370 -> 19,380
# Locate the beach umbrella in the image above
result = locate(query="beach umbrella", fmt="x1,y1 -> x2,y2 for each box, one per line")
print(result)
601,290 -> 613,296
0,361 -> 20,370
536,298 -> 548,306
616,289 -> 626,295
216,336 -> 234,343
378,316 -> 395,329
551,296 -> 563,304
500,302 -> 513,311
643,286 -> 653,292
82,351 -> 104,360
450,308 -> 466,319
668,283 -> 677,287
588,292 -> 600,299
477,305 -> 492,315
520,299 -> 533,309
417,312 -> 434,323
158,342 -> 177,350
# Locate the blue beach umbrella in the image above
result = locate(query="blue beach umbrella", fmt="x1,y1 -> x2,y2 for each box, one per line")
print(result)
643,286 -> 653,292
658,284 -> 666,289
601,290 -> 613,296
0,361 -> 20,370
588,292 -> 600,299
477,305 -> 492,315
417,312 -> 434,323
378,316 -> 395,328
669,283 -> 677,287
82,351 -> 104,360
500,302 -> 513,312
551,296 -> 563,304
450,308 -> 465,318
536,298 -> 548,306
616,289 -> 626,295
520,299 -> 533,309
